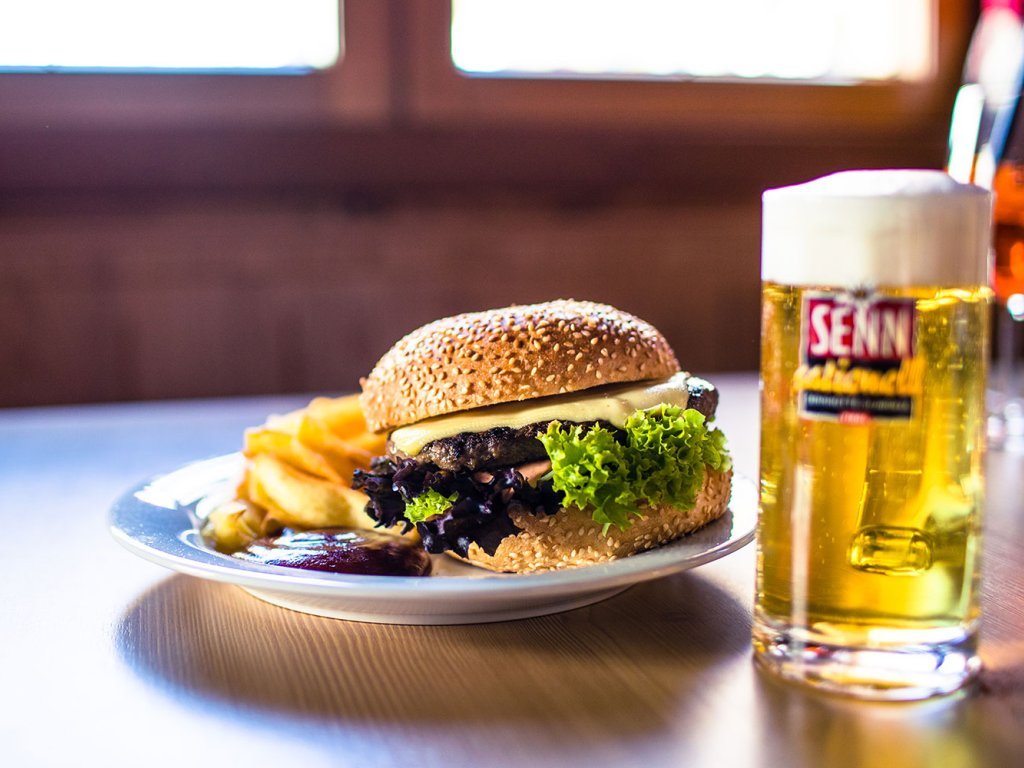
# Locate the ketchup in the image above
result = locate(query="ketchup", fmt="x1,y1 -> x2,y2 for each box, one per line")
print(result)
234,528 -> 432,576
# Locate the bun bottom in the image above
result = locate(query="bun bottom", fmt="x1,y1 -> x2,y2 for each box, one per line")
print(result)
449,468 -> 732,574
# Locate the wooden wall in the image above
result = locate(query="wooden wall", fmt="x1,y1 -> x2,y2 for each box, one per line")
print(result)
0,116 -> 963,411
1,192 -> 765,405
0,135 -> 952,407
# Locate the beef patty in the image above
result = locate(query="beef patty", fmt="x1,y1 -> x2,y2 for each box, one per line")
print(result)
388,377 -> 718,472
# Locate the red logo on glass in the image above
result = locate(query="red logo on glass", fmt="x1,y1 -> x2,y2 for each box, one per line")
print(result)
804,295 -> 915,363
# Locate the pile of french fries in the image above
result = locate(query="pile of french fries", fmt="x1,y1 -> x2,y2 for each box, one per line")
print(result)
203,394 -> 396,553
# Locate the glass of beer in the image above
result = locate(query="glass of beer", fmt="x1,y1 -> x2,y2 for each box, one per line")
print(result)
754,170 -> 992,700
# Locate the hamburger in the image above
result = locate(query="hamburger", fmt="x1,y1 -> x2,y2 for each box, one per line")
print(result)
352,300 -> 732,573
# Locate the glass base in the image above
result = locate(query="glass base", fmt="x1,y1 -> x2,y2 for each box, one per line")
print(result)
753,618 -> 980,701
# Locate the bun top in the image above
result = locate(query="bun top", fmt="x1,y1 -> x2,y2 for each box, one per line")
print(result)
359,300 -> 680,433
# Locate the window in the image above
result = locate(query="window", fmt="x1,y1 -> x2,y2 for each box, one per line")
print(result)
451,0 -> 935,83
0,1 -> 340,73
401,0 -> 966,136
0,1 -> 972,169
0,1 -> 387,127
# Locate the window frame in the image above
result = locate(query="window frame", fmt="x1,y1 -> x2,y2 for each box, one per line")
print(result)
0,0 -> 389,129
404,0 -> 972,139
0,0 -> 975,198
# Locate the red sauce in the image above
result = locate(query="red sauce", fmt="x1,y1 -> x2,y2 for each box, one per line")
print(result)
234,528 -> 432,576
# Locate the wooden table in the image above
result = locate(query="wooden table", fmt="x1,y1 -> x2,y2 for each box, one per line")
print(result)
2,374 -> 1022,768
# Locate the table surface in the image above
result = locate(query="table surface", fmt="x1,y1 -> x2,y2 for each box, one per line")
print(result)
2,373 -> 1022,768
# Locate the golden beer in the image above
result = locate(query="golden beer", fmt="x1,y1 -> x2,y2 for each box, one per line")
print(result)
755,171 -> 992,699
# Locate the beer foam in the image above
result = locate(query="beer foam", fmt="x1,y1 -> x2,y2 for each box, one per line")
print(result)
762,170 -> 992,287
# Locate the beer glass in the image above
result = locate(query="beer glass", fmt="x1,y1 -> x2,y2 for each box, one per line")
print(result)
754,170 -> 992,700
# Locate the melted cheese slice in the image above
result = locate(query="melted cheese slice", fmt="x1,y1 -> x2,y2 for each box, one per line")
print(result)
391,371 -> 693,456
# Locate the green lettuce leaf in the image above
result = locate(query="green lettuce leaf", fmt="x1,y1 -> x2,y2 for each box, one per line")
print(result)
536,422 -> 639,531
538,405 -> 730,532
404,488 -> 458,524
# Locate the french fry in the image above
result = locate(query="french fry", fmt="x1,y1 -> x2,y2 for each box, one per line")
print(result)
262,408 -> 305,435
305,395 -> 371,438
248,453 -> 373,530
201,498 -> 286,553
296,414 -> 375,477
243,427 -> 343,483
347,430 -> 388,455
205,391 -> 406,552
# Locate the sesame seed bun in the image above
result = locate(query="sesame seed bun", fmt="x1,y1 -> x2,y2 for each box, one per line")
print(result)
450,468 -> 732,573
359,300 -> 680,433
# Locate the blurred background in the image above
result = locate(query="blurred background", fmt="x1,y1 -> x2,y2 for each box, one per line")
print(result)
0,0 -> 974,407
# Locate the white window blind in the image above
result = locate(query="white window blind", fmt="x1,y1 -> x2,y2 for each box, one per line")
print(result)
452,0 -> 934,83
0,0 -> 340,72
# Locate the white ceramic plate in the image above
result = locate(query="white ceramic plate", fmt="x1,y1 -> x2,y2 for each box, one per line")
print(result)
110,453 -> 756,625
